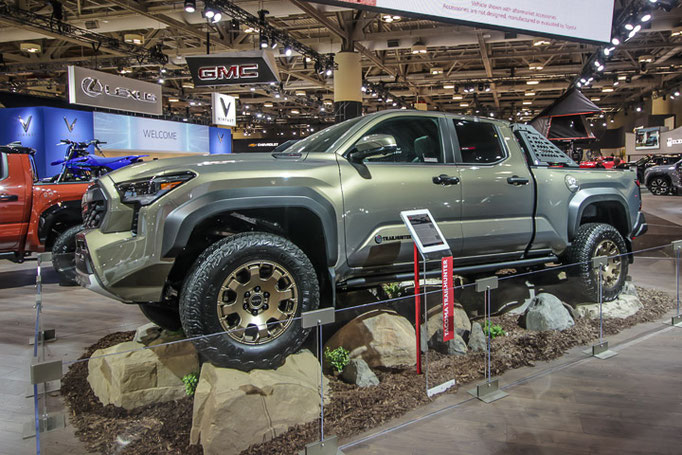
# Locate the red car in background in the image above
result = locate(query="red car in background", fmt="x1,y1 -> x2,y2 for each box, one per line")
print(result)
579,156 -> 624,169
0,143 -> 88,283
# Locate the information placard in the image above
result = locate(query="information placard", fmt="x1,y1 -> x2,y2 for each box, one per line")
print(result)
400,209 -> 451,256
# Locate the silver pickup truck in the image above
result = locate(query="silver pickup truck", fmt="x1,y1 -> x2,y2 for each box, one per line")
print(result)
75,110 -> 647,370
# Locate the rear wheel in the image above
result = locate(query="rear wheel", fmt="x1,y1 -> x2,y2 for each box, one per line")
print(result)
52,225 -> 83,286
647,176 -> 670,195
179,232 -> 319,371
565,223 -> 628,302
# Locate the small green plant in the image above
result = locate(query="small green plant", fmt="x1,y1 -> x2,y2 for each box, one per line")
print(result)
382,282 -> 403,299
182,371 -> 199,396
483,321 -> 506,339
324,346 -> 350,373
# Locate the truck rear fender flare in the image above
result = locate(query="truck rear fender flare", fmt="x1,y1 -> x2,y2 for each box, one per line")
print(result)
568,190 -> 632,241
161,187 -> 338,266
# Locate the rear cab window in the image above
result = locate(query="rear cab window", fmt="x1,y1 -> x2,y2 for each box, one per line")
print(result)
452,119 -> 506,164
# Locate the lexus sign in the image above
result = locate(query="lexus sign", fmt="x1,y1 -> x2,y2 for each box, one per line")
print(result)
67,65 -> 162,116
186,51 -> 280,87
212,93 -> 237,127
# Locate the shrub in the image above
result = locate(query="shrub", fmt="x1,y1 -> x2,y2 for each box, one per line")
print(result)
382,282 -> 403,299
182,371 -> 199,396
324,346 -> 350,373
483,321 -> 506,339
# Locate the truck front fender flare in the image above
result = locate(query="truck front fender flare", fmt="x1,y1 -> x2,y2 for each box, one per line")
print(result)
161,187 -> 338,266
567,189 -> 631,240
38,200 -> 83,245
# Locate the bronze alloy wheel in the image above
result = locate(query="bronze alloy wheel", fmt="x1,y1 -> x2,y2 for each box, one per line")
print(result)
217,260 -> 299,345
593,239 -> 622,289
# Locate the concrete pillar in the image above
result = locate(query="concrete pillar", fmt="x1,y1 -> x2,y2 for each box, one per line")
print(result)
333,52 -> 362,122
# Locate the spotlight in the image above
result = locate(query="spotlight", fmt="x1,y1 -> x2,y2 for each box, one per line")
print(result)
212,12 -> 222,23
284,45 -> 292,57
675,90 -> 681,96
270,39 -> 278,49
203,7 -> 215,19
325,67 -> 333,77
611,37 -> 621,46
184,0 -> 196,13
636,106 -> 642,112
260,34 -> 269,49
641,11 -> 652,22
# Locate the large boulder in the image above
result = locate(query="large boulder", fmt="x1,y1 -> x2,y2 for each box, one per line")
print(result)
324,309 -> 416,368
468,322 -> 486,352
87,335 -> 199,410
429,329 -> 468,356
191,350 -> 327,455
341,358 -> 379,387
524,293 -> 575,331
574,294 -> 643,320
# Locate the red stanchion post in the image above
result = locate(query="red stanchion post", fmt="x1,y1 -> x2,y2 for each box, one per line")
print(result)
414,243 -> 421,375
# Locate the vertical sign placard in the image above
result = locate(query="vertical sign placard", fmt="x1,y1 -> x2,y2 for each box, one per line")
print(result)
441,256 -> 454,342
212,93 -> 237,127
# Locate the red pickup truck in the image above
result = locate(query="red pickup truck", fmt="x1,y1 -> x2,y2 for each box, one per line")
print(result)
0,143 -> 88,283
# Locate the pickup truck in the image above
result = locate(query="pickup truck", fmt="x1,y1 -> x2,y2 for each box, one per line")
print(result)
0,143 -> 87,283
74,110 -> 647,371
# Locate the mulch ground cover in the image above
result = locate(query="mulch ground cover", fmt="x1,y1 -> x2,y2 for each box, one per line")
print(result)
61,287 -> 675,455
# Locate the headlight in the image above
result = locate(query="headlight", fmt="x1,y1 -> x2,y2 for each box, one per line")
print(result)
115,171 -> 195,206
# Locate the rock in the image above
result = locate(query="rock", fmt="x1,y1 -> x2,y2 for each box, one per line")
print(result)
191,350 -> 327,455
620,280 -> 638,297
324,309 -> 416,368
574,294 -> 643,320
429,329 -> 468,356
425,304 -> 471,337
133,322 -> 162,344
468,322 -> 486,352
524,293 -> 575,331
341,358 -> 379,387
87,339 -> 199,410
459,278 -> 535,316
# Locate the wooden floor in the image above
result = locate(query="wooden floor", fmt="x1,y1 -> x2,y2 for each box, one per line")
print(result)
343,325 -> 682,455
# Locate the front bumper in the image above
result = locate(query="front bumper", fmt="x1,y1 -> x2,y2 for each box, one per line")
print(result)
74,229 -> 172,303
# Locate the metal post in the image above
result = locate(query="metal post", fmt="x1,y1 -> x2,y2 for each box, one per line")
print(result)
413,244 -> 421,375
422,250 -> 428,393
672,241 -> 682,327
467,276 -> 506,403
318,323 -> 324,442
589,256 -> 617,359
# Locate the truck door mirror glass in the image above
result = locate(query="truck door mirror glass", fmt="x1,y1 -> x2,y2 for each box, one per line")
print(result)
348,134 -> 398,163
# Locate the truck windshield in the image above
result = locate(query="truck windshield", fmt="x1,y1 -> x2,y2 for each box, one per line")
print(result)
284,117 -> 364,155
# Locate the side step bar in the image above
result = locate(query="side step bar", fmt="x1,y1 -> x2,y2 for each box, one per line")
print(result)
339,255 -> 559,290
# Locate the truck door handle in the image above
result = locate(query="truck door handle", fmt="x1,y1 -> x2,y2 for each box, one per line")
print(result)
433,174 -> 460,185
0,193 -> 18,202
507,176 -> 529,185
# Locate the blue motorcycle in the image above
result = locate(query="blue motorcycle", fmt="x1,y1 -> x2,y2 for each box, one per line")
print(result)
50,139 -> 148,182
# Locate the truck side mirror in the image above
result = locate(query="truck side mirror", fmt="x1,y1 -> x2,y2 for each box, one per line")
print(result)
348,134 -> 398,163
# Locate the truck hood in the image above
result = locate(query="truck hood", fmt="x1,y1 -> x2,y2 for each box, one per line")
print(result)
103,152 -> 308,183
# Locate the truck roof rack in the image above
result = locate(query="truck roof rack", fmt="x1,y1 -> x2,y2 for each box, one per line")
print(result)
512,124 -> 576,167
0,142 -> 36,155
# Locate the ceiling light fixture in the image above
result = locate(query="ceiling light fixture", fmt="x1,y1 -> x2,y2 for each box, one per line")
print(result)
184,0 -> 196,13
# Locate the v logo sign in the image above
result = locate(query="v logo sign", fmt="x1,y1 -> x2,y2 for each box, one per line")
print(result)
218,133 -> 224,143
64,117 -> 77,132
18,115 -> 32,133
220,98 -> 231,117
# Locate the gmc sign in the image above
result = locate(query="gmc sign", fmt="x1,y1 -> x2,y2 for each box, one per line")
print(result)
198,64 -> 259,81
186,51 -> 279,87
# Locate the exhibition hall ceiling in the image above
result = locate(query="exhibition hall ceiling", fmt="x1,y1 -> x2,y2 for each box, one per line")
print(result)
0,0 -> 680,128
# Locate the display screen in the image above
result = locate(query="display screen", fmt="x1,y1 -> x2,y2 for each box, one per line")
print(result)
407,214 -> 446,248
635,127 -> 660,151
311,0 -> 615,43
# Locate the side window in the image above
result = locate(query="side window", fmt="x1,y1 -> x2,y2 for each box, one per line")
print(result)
0,153 -> 6,181
454,120 -> 506,164
357,116 -> 443,164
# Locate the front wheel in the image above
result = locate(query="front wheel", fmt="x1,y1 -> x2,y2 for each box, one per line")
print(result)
52,225 -> 83,285
647,176 -> 670,195
565,223 -> 628,302
179,232 -> 319,371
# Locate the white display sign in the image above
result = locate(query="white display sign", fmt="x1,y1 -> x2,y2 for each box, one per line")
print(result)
212,93 -> 237,127
314,0 -> 615,43
67,65 -> 163,116
400,209 -> 451,256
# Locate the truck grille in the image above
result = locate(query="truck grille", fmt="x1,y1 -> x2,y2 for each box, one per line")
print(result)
82,183 -> 107,229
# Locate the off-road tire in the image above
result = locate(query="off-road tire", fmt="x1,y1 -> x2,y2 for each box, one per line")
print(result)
179,232 -> 319,371
52,225 -> 83,286
139,303 -> 182,331
565,223 -> 628,302
647,176 -> 670,195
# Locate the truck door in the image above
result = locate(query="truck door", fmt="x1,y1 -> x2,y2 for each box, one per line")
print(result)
339,113 -> 463,268
452,119 -> 535,259
0,153 -> 32,250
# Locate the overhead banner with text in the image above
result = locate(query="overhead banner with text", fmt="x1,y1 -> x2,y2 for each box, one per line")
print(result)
307,0 -> 615,44
67,66 -> 162,116
185,51 -> 280,87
